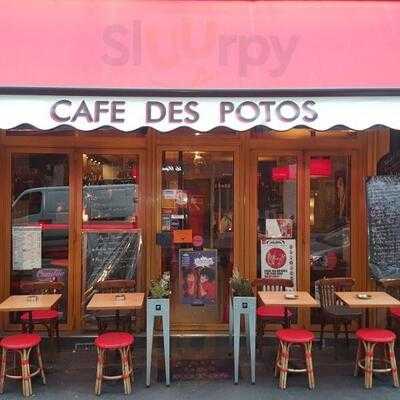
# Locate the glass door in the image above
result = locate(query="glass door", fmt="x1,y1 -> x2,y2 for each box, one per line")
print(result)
159,150 -> 235,326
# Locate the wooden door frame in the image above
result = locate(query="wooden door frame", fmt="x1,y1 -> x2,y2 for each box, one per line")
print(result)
73,147 -> 147,331
3,146 -> 76,331
247,132 -> 367,330
304,149 -> 361,329
153,142 -> 243,331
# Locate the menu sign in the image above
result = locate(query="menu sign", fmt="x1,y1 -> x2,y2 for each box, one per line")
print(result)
12,225 -> 42,270
260,239 -> 296,287
366,176 -> 400,280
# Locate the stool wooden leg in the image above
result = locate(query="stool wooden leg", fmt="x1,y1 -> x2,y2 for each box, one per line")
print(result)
354,340 -> 361,377
279,342 -> 289,390
388,341 -> 399,388
0,348 -> 7,394
364,342 -> 375,389
120,347 -> 132,395
95,348 -> 104,395
305,342 -> 315,389
21,349 -> 31,397
128,348 -> 134,384
36,345 -> 46,385
25,349 -> 33,397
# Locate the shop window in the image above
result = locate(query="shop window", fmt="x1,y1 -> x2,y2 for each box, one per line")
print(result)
310,156 -> 351,324
81,154 -> 141,326
10,154 -> 70,324
257,156 -> 297,286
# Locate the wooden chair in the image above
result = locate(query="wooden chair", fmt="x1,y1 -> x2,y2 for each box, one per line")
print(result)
317,277 -> 362,356
251,278 -> 294,351
377,278 -> 400,332
94,279 -> 136,334
19,281 -> 64,348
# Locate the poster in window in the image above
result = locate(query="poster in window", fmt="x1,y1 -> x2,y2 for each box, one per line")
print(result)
12,225 -> 42,270
260,239 -> 296,288
179,249 -> 218,305
35,267 -> 68,322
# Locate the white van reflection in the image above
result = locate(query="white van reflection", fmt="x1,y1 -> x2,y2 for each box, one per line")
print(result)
12,184 -> 138,224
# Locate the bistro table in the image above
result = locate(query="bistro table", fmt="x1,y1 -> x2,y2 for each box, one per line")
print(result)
335,291 -> 400,327
0,294 -> 62,332
258,291 -> 319,312
87,292 -> 145,330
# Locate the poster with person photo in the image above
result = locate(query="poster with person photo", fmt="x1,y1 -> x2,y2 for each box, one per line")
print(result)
179,249 -> 218,305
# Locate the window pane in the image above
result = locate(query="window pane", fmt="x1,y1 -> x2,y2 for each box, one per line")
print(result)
257,156 -> 297,281
310,156 -> 351,324
11,154 -> 69,323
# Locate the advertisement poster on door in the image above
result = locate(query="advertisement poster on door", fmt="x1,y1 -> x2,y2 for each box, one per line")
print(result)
261,239 -> 296,288
179,249 -> 218,305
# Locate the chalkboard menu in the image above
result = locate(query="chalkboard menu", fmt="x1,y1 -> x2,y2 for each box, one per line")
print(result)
366,176 -> 400,280
83,230 -> 141,302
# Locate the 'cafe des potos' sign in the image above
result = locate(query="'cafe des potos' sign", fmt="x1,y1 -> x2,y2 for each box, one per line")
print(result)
49,98 -> 318,127
1,95 -> 400,131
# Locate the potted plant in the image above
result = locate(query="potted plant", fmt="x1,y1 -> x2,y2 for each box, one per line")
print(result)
146,272 -> 171,387
229,268 -> 255,318
149,271 -> 171,300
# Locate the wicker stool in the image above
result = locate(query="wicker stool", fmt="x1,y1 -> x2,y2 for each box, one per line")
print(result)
275,328 -> 315,389
0,334 -> 46,397
354,328 -> 399,389
94,332 -> 134,395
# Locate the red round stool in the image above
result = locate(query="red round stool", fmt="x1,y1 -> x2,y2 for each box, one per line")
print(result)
354,328 -> 399,389
275,328 -> 315,389
94,332 -> 134,395
0,334 -> 46,397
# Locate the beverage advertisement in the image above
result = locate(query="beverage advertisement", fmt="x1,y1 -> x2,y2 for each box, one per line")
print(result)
179,249 -> 218,305
260,239 -> 296,287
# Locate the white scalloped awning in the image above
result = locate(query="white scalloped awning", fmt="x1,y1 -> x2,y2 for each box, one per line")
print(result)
1,95 -> 400,132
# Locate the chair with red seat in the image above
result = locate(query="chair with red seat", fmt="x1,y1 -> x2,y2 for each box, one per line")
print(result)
0,333 -> 46,397
354,328 -> 399,389
275,328 -> 315,389
94,332 -> 134,395
20,281 -> 64,348
251,278 -> 294,350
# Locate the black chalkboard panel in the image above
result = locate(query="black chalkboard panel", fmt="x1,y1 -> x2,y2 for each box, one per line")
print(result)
366,176 -> 400,280
83,230 -> 141,303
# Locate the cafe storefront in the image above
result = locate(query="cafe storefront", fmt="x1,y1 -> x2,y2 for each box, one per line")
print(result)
0,91 -> 394,333
1,0 -> 400,334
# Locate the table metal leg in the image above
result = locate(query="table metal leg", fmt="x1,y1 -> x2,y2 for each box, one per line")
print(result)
116,310 -> 120,331
28,311 -> 33,333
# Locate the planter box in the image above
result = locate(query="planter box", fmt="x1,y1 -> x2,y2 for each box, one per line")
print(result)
230,296 -> 256,384
146,298 -> 170,387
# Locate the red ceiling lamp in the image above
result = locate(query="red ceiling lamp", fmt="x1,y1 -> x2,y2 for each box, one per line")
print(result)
272,164 -> 296,182
310,158 -> 332,178
272,166 -> 290,181
271,159 -> 331,182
